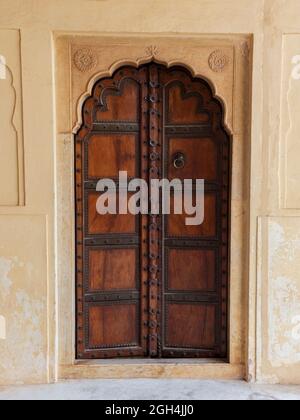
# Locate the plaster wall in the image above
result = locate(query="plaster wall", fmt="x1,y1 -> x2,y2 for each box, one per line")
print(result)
0,0 -> 300,385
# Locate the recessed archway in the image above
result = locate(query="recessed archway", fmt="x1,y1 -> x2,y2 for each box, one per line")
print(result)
56,34 -> 251,380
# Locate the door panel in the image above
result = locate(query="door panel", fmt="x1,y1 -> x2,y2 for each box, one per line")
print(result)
75,63 -> 230,360
95,78 -> 140,121
88,247 -> 138,291
86,192 -> 138,235
168,137 -> 218,181
167,192 -> 218,238
76,67 -> 148,359
165,304 -> 216,349
167,248 -> 217,292
88,303 -> 140,348
166,83 -> 211,124
87,134 -> 138,179
161,66 -> 229,359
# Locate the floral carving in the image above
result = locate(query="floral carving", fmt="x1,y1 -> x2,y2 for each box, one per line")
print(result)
73,48 -> 97,72
146,45 -> 159,57
208,50 -> 230,73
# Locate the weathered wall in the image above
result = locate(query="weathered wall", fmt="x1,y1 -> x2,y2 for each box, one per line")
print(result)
0,0 -> 300,385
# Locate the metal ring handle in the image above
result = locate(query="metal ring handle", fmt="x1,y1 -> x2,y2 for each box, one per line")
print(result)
173,152 -> 186,169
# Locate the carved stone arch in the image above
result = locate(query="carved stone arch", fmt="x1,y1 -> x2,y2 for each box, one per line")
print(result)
73,58 -> 232,136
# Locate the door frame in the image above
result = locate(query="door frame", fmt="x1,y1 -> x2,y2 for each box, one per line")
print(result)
55,33 -> 252,381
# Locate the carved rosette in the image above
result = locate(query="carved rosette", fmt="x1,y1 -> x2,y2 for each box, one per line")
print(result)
208,50 -> 230,73
73,48 -> 98,72
145,45 -> 159,58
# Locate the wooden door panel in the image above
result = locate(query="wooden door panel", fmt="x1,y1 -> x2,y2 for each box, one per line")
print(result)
86,192 -> 138,235
87,134 -> 138,179
88,303 -> 140,348
88,247 -> 138,292
161,66 -> 229,359
167,248 -> 217,292
167,192 -> 217,238
95,78 -> 140,122
166,84 -> 210,124
76,66 -> 147,359
168,137 -> 218,181
165,303 -> 216,348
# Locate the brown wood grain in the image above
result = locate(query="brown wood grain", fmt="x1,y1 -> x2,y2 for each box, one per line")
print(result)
88,304 -> 139,348
88,248 -> 137,291
168,137 -> 218,181
167,192 -> 217,238
87,192 -> 137,235
167,84 -> 210,124
165,304 -> 216,348
167,249 -> 216,291
88,134 -> 137,179
95,79 -> 140,122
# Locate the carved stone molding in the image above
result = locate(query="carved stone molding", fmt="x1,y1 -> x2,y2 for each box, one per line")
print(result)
145,45 -> 159,57
240,41 -> 250,61
56,36 -> 250,139
208,50 -> 230,73
73,48 -> 98,72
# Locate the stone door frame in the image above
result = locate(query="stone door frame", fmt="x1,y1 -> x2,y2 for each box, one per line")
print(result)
55,33 -> 253,380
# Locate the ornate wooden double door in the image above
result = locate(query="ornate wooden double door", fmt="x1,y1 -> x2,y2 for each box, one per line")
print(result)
75,63 -> 230,359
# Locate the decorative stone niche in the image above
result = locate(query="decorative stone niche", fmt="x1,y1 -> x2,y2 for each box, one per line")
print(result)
55,33 -> 252,379
0,29 -> 24,207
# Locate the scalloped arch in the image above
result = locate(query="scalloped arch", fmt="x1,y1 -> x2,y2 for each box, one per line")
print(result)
73,57 -> 231,135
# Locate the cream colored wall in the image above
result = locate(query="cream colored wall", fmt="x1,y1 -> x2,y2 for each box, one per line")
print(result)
0,0 -> 300,385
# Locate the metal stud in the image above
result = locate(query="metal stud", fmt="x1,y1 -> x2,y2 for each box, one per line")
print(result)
149,139 -> 156,147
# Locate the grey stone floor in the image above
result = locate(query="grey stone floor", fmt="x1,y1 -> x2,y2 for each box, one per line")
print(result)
0,379 -> 300,400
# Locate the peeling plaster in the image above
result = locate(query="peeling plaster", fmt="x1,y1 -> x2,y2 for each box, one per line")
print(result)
0,257 -> 13,298
0,256 -> 46,384
0,291 -> 46,384
268,220 -> 300,367
268,222 -> 285,262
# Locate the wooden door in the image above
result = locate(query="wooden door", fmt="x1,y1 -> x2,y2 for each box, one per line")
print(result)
75,64 -> 230,360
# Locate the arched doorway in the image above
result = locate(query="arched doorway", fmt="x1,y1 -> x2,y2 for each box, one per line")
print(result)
75,63 -> 231,360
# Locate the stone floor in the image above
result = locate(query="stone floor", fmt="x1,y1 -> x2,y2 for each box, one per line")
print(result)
0,379 -> 300,400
